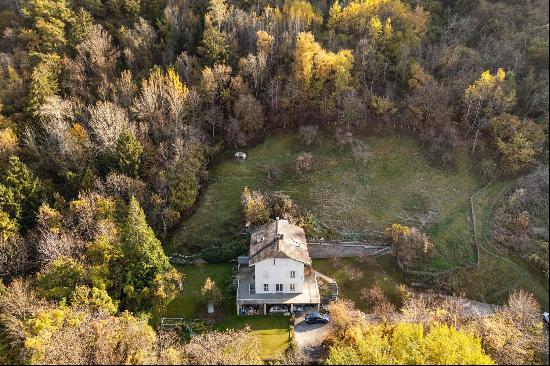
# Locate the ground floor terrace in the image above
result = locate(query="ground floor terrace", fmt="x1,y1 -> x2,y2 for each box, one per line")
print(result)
235,264 -> 337,315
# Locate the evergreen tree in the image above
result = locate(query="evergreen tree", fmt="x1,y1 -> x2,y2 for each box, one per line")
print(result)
120,196 -> 172,309
27,53 -> 61,115
115,129 -> 143,177
198,15 -> 231,66
0,156 -> 43,230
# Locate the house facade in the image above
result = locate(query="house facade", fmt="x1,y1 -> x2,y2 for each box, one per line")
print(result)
253,258 -> 304,294
235,218 -> 336,315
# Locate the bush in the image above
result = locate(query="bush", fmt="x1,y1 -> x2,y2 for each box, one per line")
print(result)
261,161 -> 284,184
295,152 -> 314,176
299,125 -> 319,146
361,285 -> 396,319
201,239 -> 248,263
351,141 -> 369,163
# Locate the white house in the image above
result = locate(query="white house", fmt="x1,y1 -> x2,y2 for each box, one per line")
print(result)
235,218 -> 336,315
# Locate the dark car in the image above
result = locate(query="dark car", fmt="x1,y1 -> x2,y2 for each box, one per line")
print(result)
305,312 -> 330,324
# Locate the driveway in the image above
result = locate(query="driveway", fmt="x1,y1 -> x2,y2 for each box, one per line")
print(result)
294,314 -> 335,363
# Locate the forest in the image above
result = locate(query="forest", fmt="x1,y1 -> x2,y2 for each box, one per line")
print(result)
0,0 -> 548,364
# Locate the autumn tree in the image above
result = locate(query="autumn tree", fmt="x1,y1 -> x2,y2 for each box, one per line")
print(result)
476,290 -> 546,365
385,224 -> 431,269
132,67 -> 189,141
325,322 -> 494,365
241,186 -> 269,226
0,126 -> 18,165
35,257 -> 85,301
72,23 -> 119,101
233,93 -> 264,136
489,113 -> 545,176
119,17 -> 157,75
88,100 -> 130,151
328,299 -> 366,336
269,192 -> 300,223
201,277 -> 222,309
464,69 -> 516,153
293,32 -> 354,106
21,0 -> 74,53
181,327 -> 261,364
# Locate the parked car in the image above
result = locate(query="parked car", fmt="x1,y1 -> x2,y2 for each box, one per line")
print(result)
305,312 -> 330,324
269,306 -> 288,314
292,306 -> 303,314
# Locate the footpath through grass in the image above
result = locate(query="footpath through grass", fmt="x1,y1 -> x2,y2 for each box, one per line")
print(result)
444,182 -> 549,309
169,132 -> 480,271
158,263 -> 290,360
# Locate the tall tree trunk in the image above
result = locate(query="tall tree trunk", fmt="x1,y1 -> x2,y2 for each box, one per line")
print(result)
471,127 -> 480,154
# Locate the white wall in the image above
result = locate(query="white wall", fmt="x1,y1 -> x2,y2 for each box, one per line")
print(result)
254,258 -> 304,294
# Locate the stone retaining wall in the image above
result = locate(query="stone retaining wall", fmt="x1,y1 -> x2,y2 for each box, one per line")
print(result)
307,242 -> 392,258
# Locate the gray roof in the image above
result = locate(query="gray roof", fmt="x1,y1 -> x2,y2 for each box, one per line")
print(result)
248,219 -> 311,265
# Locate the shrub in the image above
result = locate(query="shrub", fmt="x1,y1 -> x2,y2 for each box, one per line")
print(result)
201,277 -> 222,306
201,239 -> 248,263
241,187 -> 270,225
361,285 -> 396,319
299,125 -> 319,145
295,152 -> 314,176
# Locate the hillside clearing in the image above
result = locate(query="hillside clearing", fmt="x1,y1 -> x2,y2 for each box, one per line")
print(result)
169,132 -> 479,271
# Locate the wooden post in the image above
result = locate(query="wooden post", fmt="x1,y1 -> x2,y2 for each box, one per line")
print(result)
263,304 -> 267,315
317,303 -> 320,312
237,304 -> 240,315
290,304 -> 294,313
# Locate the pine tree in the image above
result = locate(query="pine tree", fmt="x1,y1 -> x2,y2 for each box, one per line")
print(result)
120,196 -> 172,309
0,156 -> 43,230
115,129 -> 143,177
27,53 -> 61,115
198,15 -> 230,66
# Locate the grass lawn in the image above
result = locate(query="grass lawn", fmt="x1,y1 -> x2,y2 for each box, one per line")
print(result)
313,255 -> 406,311
169,132 -> 480,271
158,263 -> 290,360
444,182 -> 549,309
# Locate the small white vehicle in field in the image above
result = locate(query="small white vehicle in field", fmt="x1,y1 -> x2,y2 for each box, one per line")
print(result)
235,152 -> 247,160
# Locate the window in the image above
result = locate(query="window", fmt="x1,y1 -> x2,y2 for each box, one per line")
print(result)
290,283 -> 295,291
264,284 -> 269,292
290,270 -> 296,278
276,284 -> 283,292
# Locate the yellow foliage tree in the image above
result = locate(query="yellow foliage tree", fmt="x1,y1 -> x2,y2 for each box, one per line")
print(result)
293,32 -> 354,98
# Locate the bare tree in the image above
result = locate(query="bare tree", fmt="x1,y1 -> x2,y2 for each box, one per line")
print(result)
88,101 -> 130,150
